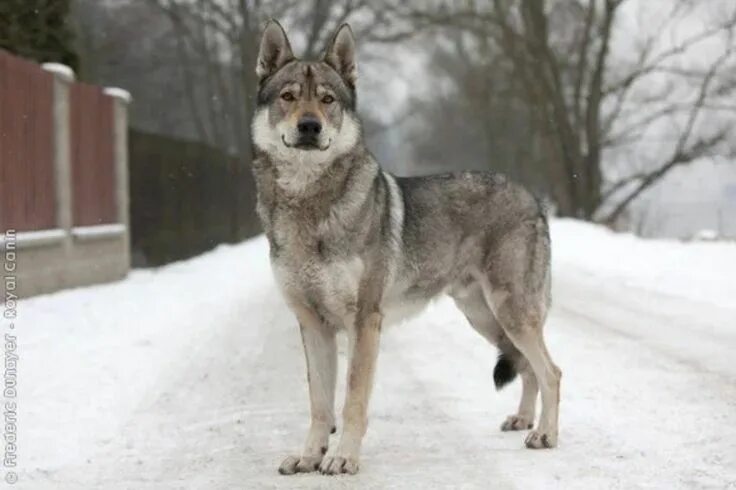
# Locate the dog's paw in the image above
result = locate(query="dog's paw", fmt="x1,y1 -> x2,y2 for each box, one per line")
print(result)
278,455 -> 300,475
501,414 -> 533,431
524,429 -> 557,449
278,454 -> 322,475
319,455 -> 359,475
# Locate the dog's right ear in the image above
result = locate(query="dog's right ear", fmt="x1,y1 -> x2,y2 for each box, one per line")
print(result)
256,20 -> 294,81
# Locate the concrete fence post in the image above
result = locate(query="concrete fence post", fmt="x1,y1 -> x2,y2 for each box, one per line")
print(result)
41,63 -> 75,254
103,87 -> 133,270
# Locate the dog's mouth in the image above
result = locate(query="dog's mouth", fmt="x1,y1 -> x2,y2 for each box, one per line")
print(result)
282,134 -> 330,152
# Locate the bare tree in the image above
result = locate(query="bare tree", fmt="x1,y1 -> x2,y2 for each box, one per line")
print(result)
71,0 -> 207,141
401,32 -> 547,186
379,0 -> 736,222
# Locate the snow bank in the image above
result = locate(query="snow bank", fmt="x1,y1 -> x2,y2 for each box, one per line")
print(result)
551,219 -> 736,309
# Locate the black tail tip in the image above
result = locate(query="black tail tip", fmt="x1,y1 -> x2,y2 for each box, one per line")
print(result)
493,354 -> 517,390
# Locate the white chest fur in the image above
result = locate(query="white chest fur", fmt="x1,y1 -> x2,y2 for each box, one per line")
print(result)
272,253 -> 364,326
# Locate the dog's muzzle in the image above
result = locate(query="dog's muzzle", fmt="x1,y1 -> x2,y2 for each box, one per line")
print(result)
282,115 -> 331,151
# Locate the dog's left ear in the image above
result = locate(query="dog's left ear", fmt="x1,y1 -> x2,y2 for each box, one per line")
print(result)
324,24 -> 357,88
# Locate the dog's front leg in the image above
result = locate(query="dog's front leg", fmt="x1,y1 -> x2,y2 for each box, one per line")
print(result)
320,309 -> 382,475
279,306 -> 337,475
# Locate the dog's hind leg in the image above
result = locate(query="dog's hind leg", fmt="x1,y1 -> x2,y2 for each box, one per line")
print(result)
451,282 -> 538,432
480,218 -> 561,449
500,364 -> 538,431
278,305 -> 337,475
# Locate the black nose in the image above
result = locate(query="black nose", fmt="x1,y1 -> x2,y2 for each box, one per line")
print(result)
297,117 -> 322,136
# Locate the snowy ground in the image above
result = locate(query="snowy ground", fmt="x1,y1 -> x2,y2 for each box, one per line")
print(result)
13,219 -> 736,489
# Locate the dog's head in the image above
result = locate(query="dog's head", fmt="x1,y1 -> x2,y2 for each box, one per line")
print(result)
252,20 -> 361,169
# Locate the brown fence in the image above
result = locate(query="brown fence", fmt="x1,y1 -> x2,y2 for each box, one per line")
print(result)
0,49 -> 56,232
70,82 -> 117,226
0,50 -> 131,297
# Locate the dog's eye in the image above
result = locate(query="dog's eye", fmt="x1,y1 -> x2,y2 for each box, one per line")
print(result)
321,95 -> 334,104
281,92 -> 295,102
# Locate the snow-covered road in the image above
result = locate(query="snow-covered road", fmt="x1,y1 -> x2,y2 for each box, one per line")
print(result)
16,221 -> 736,489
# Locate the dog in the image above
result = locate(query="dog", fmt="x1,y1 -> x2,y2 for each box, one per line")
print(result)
251,20 -> 561,476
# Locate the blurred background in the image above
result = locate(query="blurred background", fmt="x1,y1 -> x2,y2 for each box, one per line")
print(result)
3,3 -> 736,487
2,0 -> 735,271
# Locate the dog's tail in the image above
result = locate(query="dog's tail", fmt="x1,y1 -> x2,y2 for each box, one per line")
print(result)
493,352 -> 518,390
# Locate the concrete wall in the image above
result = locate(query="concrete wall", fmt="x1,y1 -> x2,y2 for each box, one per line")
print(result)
0,65 -> 132,298
3,227 -> 128,297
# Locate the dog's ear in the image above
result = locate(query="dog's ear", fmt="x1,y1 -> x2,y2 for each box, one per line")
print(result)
324,24 -> 357,88
256,20 -> 294,81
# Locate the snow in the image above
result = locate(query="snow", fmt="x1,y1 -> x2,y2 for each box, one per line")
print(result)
71,224 -> 126,240
13,220 -> 736,489
552,219 -> 736,309
102,87 -> 133,104
0,229 -> 65,249
41,63 -> 75,82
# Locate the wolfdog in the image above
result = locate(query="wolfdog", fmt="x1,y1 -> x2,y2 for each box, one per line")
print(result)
251,20 -> 561,475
